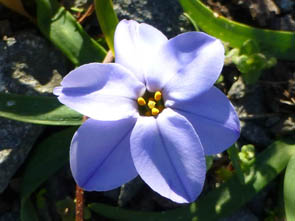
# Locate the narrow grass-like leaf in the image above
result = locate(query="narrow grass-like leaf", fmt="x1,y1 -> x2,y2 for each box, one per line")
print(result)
35,0 -> 107,66
183,12 -> 199,31
21,198 -> 39,221
227,144 -> 244,184
89,138 -> 295,220
205,156 -> 213,171
20,127 -> 76,221
21,127 -> 76,200
284,154 -> 295,221
0,93 -> 82,125
94,0 -> 118,55
179,0 -> 295,60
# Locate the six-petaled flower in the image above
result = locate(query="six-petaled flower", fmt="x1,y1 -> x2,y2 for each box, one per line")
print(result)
54,20 -> 240,203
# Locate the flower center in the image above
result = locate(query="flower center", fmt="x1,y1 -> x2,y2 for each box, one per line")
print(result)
137,90 -> 165,116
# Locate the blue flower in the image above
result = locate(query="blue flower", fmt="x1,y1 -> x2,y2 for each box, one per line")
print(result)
54,20 -> 240,203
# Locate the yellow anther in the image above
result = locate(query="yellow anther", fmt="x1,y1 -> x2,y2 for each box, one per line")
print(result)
148,100 -> 156,109
154,91 -> 162,101
151,108 -> 160,116
137,97 -> 146,106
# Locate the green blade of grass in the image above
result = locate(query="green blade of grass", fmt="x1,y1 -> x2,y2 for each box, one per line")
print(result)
227,144 -> 244,184
179,0 -> 295,60
35,0 -> 107,66
89,138 -> 295,220
0,93 -> 82,125
21,127 -> 76,200
284,154 -> 295,221
94,0 -> 118,55
20,127 -> 76,221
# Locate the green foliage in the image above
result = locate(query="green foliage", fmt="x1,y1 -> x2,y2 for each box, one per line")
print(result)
226,39 -> 277,84
21,127 -> 76,221
35,0 -> 107,66
239,144 -> 256,166
56,197 -> 92,220
284,155 -> 295,221
0,93 -> 83,125
94,0 -> 118,55
227,144 -> 244,184
179,0 -> 295,60
205,156 -> 214,171
21,198 -> 39,221
89,139 -> 295,220
1,1 -> 293,221
56,197 -> 76,221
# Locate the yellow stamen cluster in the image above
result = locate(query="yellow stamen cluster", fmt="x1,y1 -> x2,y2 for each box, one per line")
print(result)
137,90 -> 164,117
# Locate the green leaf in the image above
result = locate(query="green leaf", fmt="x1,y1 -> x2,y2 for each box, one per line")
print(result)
21,127 -> 76,200
89,138 -> 295,220
21,198 -> 39,221
179,0 -> 295,60
0,93 -> 82,125
94,0 -> 118,55
56,197 -> 76,221
284,154 -> 295,221
21,127 -> 76,221
240,39 -> 260,55
35,0 -> 107,66
183,12 -> 199,31
227,144 -> 244,184
205,156 -> 213,171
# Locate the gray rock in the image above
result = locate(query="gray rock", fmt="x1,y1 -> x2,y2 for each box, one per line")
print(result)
277,0 -> 295,12
228,77 -> 246,100
240,121 -> 272,146
228,78 -> 272,146
0,31 -> 66,193
0,31 -> 66,95
62,0 -> 92,11
0,119 -> 42,193
113,0 -> 193,38
0,20 -> 12,38
273,14 -> 295,31
0,212 -> 19,221
271,115 -> 295,136
118,176 -> 144,206
228,78 -> 266,119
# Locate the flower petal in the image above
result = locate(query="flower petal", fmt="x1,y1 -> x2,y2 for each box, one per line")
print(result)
114,20 -> 168,82
168,86 -> 240,155
130,108 -> 206,203
145,32 -> 224,101
54,63 -> 145,120
70,117 -> 138,191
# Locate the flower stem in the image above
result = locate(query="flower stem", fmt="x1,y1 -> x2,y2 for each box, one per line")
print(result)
75,185 -> 84,221
103,50 -> 114,63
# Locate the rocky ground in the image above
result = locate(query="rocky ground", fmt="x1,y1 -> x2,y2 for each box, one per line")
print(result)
0,0 -> 294,220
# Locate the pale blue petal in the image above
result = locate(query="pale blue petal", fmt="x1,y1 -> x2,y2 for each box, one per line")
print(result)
168,86 -> 240,155
114,20 -> 168,82
70,118 -> 138,191
54,63 -> 145,121
130,108 -> 206,203
145,32 -> 224,101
